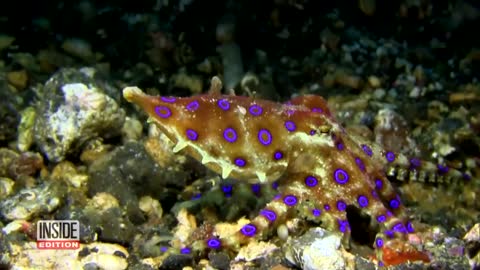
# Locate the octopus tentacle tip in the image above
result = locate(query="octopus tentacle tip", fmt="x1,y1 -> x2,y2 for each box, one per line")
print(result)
122,86 -> 144,101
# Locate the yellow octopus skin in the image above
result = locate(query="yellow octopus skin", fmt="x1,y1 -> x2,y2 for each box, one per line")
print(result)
123,77 -> 468,266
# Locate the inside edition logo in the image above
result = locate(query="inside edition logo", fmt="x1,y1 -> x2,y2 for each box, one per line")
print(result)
36,220 -> 80,249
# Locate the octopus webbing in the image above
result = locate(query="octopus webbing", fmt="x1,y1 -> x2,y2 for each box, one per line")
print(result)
123,77 -> 468,266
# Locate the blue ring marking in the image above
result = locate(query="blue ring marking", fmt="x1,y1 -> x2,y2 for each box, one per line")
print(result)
260,209 -> 277,222
361,144 -> 373,157
437,164 -> 449,174
273,151 -> 283,160
240,224 -> 257,237
336,200 -> 347,211
376,215 -> 386,223
389,198 -> 400,209
186,129 -> 198,141
180,247 -> 191,254
338,219 -> 350,233
284,121 -> 296,132
357,195 -> 369,208
217,99 -> 230,110
336,142 -> 345,151
409,157 -> 421,169
249,104 -> 263,116
206,238 -> 221,249
355,157 -> 366,171
222,184 -> 233,197
191,193 -> 202,200
234,158 -> 246,167
258,129 -> 273,145
154,106 -> 172,118
186,100 -> 199,111
376,237 -> 384,248
312,209 -> 321,216
406,221 -> 415,233
223,128 -> 238,143
333,168 -> 349,184
161,96 -> 176,103
283,195 -> 298,206
304,175 -> 318,187
392,222 -> 407,234
375,179 -> 383,190
251,183 -> 261,195
385,151 -> 395,163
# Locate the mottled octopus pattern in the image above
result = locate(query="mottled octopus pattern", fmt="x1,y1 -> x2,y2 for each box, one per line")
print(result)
123,77 -> 468,266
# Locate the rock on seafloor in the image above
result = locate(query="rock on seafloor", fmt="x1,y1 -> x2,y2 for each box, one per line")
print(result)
0,181 -> 64,221
33,67 -> 125,162
464,223 -> 480,270
5,241 -> 128,270
283,227 -> 357,270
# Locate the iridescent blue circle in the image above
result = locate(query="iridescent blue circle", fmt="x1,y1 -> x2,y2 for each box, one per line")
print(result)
375,237 -> 384,248
223,128 -> 238,143
309,130 -> 316,135
385,151 -> 395,162
251,183 -> 261,194
375,179 -> 383,190
217,99 -> 230,110
249,104 -> 263,116
240,223 -> 257,237
258,129 -> 273,145
206,238 -> 221,249
338,219 -> 350,233
161,96 -> 176,103
273,151 -> 283,160
376,215 -> 386,223
260,209 -> 277,222
333,168 -> 349,184
384,230 -> 394,238
336,200 -> 347,211
437,164 -> 449,174
180,247 -> 191,254
312,209 -> 321,216
234,158 -> 246,167
389,198 -> 400,209
222,184 -> 233,197
355,157 -> 365,171
324,204 -> 331,211
283,195 -> 297,206
392,222 -> 407,234
336,142 -> 344,151
186,100 -> 199,111
160,246 -> 168,252
284,121 -> 296,132
186,129 -> 198,141
357,195 -> 369,208
409,158 -> 421,169
406,221 -> 415,233
154,106 -> 172,118
361,144 -> 373,157
304,175 -> 318,187
271,181 -> 279,189
312,107 -> 323,113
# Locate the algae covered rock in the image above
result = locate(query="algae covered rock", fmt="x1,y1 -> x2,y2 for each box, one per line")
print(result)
33,68 -> 125,162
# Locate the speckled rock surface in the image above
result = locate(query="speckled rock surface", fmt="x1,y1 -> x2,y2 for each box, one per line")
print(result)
33,68 -> 125,161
